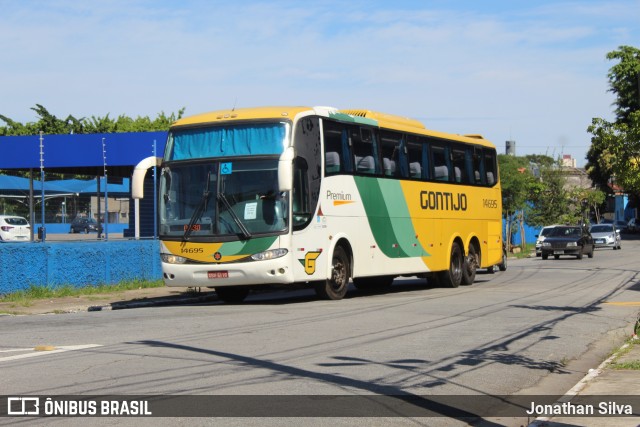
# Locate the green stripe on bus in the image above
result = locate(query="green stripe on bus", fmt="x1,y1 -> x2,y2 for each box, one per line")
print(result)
217,236 -> 278,256
354,177 -> 429,259
328,112 -> 379,127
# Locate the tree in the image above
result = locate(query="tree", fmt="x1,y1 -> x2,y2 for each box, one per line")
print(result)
526,160 -> 571,227
498,154 -> 536,251
586,46 -> 640,195
0,105 -> 185,136
607,46 -> 640,123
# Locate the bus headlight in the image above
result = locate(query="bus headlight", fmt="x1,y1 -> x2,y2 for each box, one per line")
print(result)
161,253 -> 187,264
251,248 -> 288,261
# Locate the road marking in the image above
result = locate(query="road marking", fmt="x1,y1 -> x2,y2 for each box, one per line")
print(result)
603,301 -> 640,306
0,344 -> 102,362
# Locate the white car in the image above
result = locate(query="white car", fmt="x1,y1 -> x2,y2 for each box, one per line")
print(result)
589,223 -> 621,250
0,215 -> 31,242
535,225 -> 560,256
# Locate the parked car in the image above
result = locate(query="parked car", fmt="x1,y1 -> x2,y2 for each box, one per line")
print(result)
541,225 -> 594,260
628,218 -> 638,233
535,225 -> 559,257
70,217 -> 99,233
614,220 -> 629,233
589,223 -> 621,250
0,215 -> 31,242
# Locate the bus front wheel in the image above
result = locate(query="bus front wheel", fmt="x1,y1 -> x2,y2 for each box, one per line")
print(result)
315,246 -> 350,300
439,242 -> 463,288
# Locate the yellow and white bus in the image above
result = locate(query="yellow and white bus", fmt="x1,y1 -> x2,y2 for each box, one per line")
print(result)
154,106 -> 502,302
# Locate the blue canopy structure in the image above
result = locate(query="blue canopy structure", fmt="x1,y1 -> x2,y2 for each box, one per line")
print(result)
0,175 -> 130,198
0,131 -> 167,239
0,131 -> 166,177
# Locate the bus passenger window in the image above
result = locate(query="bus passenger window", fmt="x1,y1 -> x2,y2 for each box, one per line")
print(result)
380,130 -> 402,178
351,126 -> 379,175
322,120 -> 352,174
472,149 -> 484,184
452,149 -> 467,183
484,150 -> 498,186
431,145 -> 450,181
406,137 -> 424,180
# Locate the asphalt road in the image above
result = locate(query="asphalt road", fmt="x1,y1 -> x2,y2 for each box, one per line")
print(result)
1,237 -> 639,426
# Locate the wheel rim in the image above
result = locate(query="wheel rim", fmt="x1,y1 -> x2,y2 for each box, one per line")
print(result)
331,257 -> 347,291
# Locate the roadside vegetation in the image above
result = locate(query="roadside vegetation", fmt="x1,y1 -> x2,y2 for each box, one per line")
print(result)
500,45 -> 639,253
609,337 -> 640,370
0,279 -> 164,307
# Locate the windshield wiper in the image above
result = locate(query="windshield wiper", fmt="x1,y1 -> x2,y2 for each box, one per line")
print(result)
183,171 -> 212,240
217,192 -> 252,239
183,190 -> 210,240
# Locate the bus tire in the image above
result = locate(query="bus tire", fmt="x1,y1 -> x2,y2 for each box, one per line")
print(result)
439,242 -> 463,288
461,244 -> 477,286
315,246 -> 350,300
498,249 -> 507,271
216,287 -> 249,304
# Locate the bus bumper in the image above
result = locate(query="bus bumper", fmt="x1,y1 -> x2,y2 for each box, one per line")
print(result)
161,255 -> 294,288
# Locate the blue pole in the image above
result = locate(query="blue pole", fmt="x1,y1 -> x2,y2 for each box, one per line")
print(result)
39,131 -> 45,243
102,138 -> 109,241
153,140 -> 157,240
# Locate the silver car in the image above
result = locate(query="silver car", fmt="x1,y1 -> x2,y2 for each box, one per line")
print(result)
589,223 -> 621,250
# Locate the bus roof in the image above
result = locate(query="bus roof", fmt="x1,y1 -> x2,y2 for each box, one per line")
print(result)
171,106 -> 494,148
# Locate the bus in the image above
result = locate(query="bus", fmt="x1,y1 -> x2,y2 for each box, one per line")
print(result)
150,106 -> 502,303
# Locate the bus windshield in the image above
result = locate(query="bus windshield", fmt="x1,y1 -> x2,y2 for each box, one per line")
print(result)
159,158 -> 288,239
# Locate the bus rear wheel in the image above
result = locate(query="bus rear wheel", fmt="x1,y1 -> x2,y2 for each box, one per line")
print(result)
315,246 -> 350,300
462,244 -> 477,286
216,287 -> 249,304
439,242 -> 463,288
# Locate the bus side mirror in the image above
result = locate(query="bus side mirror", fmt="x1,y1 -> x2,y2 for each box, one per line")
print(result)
278,147 -> 295,192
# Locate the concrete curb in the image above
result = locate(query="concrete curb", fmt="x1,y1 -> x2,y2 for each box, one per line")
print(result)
85,293 -> 220,312
527,342 -> 633,427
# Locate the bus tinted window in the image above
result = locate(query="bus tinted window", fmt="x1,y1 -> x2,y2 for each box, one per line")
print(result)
323,120 -> 353,175
380,130 -> 402,178
352,127 -> 379,175
452,148 -> 467,183
431,145 -> 450,182
472,148 -> 484,185
484,150 -> 498,186
406,135 -> 425,180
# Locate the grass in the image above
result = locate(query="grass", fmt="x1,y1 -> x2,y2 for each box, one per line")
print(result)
609,337 -> 640,370
0,279 -> 164,306
508,243 -> 536,259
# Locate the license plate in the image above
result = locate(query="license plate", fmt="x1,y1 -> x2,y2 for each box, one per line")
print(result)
596,239 -> 604,244
553,251 -> 564,255
208,271 -> 229,279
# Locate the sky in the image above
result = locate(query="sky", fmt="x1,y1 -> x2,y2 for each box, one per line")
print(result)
1,1 -> 639,167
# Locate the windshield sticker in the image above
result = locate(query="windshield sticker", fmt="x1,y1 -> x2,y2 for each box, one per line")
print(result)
244,202 -> 257,220
220,162 -> 233,175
